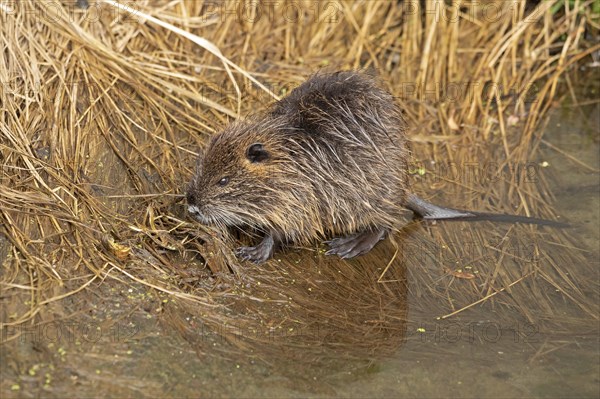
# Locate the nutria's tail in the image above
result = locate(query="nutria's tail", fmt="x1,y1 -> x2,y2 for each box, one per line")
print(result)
405,194 -> 570,228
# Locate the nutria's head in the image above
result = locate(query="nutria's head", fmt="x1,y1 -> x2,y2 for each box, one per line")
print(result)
186,116 -> 293,231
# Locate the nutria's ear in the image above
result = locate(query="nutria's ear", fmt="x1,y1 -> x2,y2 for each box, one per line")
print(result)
246,143 -> 270,163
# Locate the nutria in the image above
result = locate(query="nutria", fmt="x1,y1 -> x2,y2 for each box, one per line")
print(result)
186,71 -> 567,263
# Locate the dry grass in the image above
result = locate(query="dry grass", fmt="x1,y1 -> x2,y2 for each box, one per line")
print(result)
1,0 -> 598,362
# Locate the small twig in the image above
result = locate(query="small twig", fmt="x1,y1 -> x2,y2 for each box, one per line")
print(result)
439,271 -> 535,319
541,139 -> 600,172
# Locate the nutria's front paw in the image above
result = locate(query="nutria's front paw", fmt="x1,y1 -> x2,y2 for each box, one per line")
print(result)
235,235 -> 275,263
235,245 -> 271,264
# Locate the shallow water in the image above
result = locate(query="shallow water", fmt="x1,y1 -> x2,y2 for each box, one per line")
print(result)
1,100 -> 598,398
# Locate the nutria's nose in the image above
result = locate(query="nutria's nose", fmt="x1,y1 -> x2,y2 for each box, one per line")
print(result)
186,190 -> 195,205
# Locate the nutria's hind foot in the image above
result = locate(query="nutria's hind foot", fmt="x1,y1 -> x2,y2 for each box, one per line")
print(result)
325,228 -> 388,259
235,235 -> 275,263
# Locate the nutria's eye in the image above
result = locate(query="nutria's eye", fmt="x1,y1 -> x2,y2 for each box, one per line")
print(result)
246,143 -> 270,163
217,177 -> 229,186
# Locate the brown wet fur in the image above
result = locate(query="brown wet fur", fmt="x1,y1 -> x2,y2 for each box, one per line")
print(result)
186,70 -> 570,263
187,71 -> 409,262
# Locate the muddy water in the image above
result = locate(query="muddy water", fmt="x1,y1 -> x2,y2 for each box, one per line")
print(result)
1,102 -> 598,397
